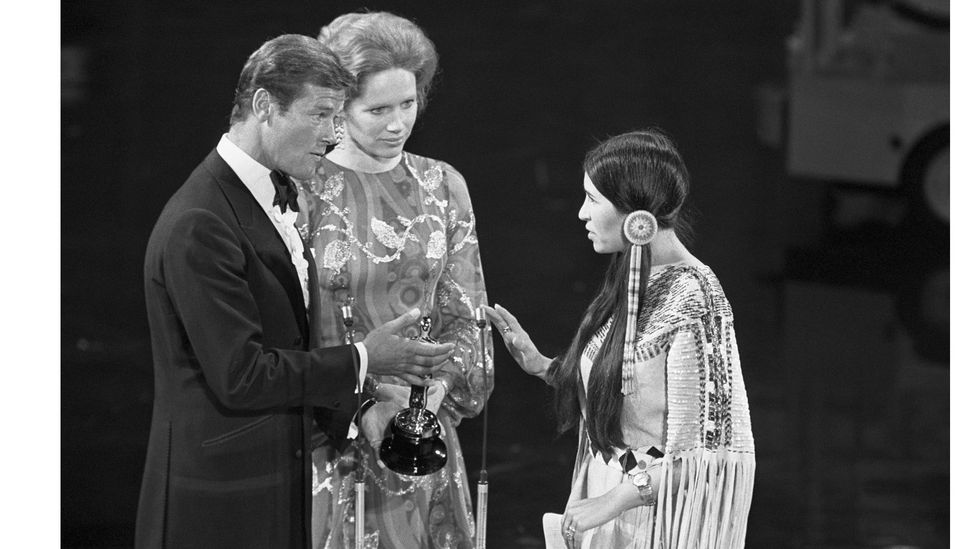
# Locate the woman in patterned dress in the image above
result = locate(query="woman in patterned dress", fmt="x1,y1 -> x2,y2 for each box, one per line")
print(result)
297,11 -> 493,549
487,129 -> 755,548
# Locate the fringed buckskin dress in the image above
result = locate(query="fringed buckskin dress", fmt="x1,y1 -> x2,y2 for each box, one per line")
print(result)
570,262 -> 755,549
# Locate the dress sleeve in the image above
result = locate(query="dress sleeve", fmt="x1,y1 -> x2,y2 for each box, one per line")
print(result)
657,268 -> 750,455
431,164 -> 494,425
654,270 -> 756,546
661,324 -> 708,455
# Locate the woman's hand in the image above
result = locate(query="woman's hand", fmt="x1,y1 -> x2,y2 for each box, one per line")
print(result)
375,380 -> 445,413
424,379 -> 447,414
561,483 -> 644,548
485,304 -> 551,378
362,383 -> 409,467
374,382 -> 411,408
359,400 -> 401,462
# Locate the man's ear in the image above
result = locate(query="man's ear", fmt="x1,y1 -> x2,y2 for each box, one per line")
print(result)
252,88 -> 274,121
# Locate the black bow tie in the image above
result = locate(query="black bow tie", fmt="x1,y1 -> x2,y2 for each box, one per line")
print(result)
270,170 -> 299,214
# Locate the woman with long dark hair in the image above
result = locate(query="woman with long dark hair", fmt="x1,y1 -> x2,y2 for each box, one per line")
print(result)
488,128 -> 755,548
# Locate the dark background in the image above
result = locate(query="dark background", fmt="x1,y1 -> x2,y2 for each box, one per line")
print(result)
61,1 -> 950,547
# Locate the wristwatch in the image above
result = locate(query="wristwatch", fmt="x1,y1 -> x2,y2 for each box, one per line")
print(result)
631,471 -> 657,506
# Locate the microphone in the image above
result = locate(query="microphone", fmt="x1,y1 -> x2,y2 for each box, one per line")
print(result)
474,305 -> 489,549
339,298 -> 365,549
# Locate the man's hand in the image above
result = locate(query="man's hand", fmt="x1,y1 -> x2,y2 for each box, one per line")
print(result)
363,308 -> 454,385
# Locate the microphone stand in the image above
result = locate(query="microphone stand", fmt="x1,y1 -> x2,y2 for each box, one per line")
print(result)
474,306 -> 489,549
339,298 -> 365,549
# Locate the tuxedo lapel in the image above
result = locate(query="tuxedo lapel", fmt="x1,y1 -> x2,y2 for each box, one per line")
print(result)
204,151 -> 309,337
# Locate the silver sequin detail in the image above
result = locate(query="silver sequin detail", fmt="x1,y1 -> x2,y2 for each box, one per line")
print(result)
427,230 -> 446,260
322,239 -> 352,272
371,218 -> 404,250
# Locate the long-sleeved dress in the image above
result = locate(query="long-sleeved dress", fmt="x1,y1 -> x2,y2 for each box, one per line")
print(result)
570,262 -> 755,548
297,152 -> 493,549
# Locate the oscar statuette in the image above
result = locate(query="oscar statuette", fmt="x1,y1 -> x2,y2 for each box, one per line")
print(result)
378,315 -> 449,475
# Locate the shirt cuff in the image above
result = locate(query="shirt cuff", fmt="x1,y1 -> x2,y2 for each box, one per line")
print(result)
345,342 -> 371,440
354,342 -> 369,392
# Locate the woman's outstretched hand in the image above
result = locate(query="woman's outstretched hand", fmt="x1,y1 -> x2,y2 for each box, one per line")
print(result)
486,304 -> 551,378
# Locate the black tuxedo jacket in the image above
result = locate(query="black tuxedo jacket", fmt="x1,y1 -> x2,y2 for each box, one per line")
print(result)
135,149 -> 358,548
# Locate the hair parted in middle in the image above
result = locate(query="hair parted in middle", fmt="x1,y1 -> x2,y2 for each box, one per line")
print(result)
548,128 -> 694,455
318,11 -> 439,111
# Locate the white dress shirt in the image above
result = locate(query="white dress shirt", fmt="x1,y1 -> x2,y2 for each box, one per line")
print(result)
216,135 -> 309,306
216,135 -> 369,393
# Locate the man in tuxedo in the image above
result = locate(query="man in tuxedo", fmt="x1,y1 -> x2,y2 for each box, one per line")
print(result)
135,34 -> 453,549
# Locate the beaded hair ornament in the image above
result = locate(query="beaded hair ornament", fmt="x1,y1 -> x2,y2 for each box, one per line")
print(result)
621,210 -> 657,395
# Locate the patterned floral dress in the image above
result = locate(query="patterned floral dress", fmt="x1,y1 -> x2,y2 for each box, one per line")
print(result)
297,152 -> 493,549
569,263 -> 755,548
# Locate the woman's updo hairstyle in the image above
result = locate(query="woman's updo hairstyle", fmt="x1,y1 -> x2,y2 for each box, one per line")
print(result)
318,11 -> 439,111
